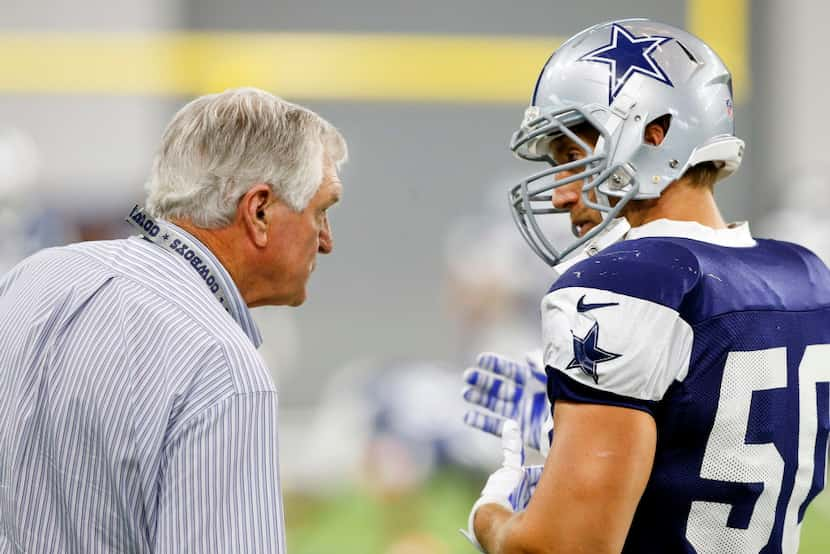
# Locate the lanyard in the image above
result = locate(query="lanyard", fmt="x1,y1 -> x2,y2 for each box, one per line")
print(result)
125,205 -> 238,320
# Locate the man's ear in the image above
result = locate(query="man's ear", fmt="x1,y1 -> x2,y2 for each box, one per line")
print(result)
238,184 -> 272,248
644,122 -> 666,147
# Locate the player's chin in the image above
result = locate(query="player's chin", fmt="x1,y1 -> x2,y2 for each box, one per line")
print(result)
577,222 -> 597,237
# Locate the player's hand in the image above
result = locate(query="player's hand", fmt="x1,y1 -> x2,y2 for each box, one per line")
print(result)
462,351 -> 551,454
460,420 -> 544,551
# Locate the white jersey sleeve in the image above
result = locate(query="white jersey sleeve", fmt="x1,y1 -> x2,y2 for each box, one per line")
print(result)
542,286 -> 693,409
541,239 -> 701,415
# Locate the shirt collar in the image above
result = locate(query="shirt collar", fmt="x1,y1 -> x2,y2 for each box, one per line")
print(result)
626,218 -> 757,247
552,217 -> 755,278
553,217 -> 631,279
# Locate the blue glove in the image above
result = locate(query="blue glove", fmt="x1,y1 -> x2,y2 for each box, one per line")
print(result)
462,351 -> 551,453
461,420 -> 544,551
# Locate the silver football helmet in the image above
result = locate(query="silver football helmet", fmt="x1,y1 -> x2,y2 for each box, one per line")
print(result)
509,19 -> 744,266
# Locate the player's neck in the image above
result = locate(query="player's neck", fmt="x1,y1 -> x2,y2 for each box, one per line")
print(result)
625,179 -> 726,230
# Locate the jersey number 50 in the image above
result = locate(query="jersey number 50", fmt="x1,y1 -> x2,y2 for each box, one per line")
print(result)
686,345 -> 830,553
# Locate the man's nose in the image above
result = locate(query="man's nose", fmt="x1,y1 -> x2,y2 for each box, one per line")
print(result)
552,181 -> 581,210
318,218 -> 333,254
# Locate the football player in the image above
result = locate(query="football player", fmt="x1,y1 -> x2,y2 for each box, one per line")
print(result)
462,19 -> 830,553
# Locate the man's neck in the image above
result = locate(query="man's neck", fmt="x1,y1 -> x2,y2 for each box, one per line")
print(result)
625,179 -> 726,229
171,219 -> 251,300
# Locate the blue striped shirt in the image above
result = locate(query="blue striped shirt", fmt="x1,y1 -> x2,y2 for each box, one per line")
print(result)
0,223 -> 285,553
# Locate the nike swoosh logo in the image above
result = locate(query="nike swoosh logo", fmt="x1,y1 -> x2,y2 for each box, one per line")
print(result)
576,295 -> 619,313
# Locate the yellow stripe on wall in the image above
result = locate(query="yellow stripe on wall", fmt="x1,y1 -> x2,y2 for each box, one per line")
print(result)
0,32 -> 559,103
0,10 -> 749,104
688,0 -> 749,101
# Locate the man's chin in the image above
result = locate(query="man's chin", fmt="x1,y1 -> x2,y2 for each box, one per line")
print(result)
252,286 -> 307,307
288,289 -> 307,307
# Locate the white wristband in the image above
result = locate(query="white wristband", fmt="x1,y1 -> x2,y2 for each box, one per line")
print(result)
461,497 -> 514,552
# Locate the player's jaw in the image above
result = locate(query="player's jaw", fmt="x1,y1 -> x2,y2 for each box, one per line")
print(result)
571,209 -> 603,237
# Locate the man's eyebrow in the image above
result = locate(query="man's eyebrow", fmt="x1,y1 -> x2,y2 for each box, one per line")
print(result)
554,137 -> 586,151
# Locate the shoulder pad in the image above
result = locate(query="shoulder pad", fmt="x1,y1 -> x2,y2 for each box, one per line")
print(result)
549,238 -> 701,311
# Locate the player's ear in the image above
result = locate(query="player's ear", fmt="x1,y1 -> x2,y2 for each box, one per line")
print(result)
644,115 -> 670,147
238,184 -> 272,248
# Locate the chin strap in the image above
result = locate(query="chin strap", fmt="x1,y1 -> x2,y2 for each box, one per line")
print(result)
552,217 -> 631,279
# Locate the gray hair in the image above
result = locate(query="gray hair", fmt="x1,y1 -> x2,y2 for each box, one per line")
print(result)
145,87 -> 347,227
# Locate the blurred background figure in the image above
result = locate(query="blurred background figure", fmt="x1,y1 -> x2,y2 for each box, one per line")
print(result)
756,170 -> 830,264
0,128 -> 43,273
0,127 -> 75,275
1,0 -> 829,552
443,185 -> 565,365
278,356 -> 503,554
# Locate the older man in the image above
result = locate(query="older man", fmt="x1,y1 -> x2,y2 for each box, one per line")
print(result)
0,88 -> 346,553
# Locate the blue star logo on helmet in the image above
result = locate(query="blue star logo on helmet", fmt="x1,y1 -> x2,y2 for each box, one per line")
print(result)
566,322 -> 621,384
578,22 -> 674,104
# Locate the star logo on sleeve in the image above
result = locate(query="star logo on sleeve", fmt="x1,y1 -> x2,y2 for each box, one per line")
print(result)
578,22 -> 674,104
566,322 -> 621,384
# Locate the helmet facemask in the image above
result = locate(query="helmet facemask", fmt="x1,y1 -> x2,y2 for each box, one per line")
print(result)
508,104 -> 639,266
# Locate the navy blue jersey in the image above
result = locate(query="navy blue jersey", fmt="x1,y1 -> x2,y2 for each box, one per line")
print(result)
541,222 -> 830,553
